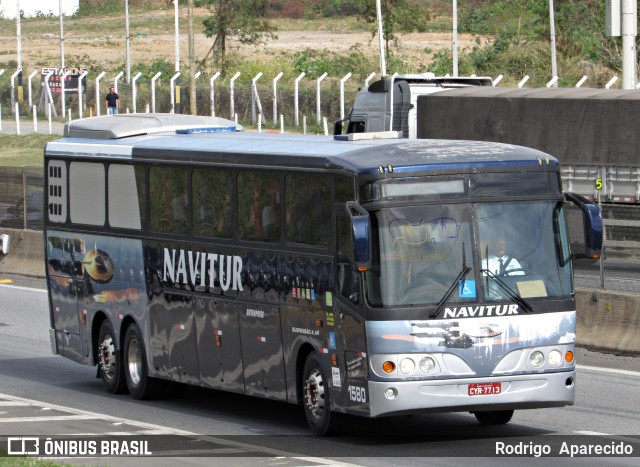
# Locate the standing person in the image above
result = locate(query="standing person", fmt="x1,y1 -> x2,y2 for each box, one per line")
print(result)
105,86 -> 120,115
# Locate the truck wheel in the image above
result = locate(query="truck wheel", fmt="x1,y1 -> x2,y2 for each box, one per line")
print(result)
123,323 -> 161,400
302,353 -> 340,435
474,410 -> 514,425
97,320 -> 127,394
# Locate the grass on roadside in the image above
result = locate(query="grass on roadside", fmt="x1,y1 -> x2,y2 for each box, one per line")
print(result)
0,134 -> 59,167
0,449 -> 68,466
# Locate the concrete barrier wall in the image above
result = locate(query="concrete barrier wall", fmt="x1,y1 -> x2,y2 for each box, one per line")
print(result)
1,227 -> 639,354
576,288 -> 640,354
0,228 -> 44,277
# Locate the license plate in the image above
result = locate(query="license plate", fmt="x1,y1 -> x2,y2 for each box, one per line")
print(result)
468,382 -> 501,396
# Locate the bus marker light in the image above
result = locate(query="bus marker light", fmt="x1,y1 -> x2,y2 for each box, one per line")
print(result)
382,361 -> 395,373
315,320 -> 323,327
565,351 -> 574,363
384,387 -> 397,399
331,354 -> 338,366
358,266 -> 368,272
399,358 -> 415,374
548,350 -> 562,366
215,335 -> 222,347
80,309 -> 87,325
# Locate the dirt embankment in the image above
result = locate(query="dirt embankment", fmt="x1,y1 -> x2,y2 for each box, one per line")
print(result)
2,8 -> 480,71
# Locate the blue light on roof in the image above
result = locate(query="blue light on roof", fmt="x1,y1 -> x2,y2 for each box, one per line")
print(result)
176,126 -> 237,134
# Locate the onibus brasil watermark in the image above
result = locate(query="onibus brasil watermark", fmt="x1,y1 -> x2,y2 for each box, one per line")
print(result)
496,440 -> 635,457
6,437 -> 151,457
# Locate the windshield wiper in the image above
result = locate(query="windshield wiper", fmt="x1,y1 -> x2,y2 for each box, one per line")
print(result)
481,269 -> 534,314
430,244 -> 471,319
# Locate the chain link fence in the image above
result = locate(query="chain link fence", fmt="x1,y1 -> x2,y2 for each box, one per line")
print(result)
0,167 -> 45,230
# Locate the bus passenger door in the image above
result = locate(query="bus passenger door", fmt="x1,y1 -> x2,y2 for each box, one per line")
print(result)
237,300 -> 287,400
194,297 -> 244,394
46,234 -> 85,363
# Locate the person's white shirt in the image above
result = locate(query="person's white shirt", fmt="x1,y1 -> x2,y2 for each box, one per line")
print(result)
483,255 -> 524,276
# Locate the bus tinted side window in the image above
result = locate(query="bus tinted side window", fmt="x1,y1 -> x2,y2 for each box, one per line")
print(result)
69,162 -> 105,226
238,171 -> 281,242
335,176 -> 354,204
108,164 -> 142,230
193,168 -> 233,239
285,174 -> 331,247
149,166 -> 189,235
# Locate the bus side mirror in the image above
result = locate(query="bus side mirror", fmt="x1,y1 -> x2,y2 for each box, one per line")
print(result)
333,119 -> 344,136
345,201 -> 371,271
564,192 -> 603,260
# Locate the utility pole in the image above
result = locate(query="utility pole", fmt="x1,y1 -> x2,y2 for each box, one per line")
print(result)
549,0 -> 558,86
59,0 -> 65,69
174,0 -> 181,113
607,0 -> 637,89
125,0 -> 131,83
621,0 -> 637,89
375,0 -> 386,77
16,0 -> 23,103
188,0 -> 196,115
452,0 -> 458,77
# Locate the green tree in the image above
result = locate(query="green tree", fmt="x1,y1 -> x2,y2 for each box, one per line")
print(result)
357,0 -> 430,67
198,0 -> 277,72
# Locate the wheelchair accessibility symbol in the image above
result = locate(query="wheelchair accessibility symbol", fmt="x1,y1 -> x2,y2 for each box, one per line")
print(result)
458,279 -> 476,298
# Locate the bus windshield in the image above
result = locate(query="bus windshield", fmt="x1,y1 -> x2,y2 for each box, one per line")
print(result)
365,200 -> 573,307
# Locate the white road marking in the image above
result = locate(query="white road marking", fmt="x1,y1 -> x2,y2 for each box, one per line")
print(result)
0,392 -> 193,435
0,393 -> 363,465
0,414 -> 97,423
576,364 -> 640,377
0,283 -> 47,293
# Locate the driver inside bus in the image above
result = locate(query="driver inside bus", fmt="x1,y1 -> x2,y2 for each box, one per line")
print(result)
482,237 -> 525,276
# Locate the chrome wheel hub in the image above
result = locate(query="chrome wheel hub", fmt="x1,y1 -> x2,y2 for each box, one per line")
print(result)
304,368 -> 325,419
127,337 -> 142,386
99,334 -> 116,380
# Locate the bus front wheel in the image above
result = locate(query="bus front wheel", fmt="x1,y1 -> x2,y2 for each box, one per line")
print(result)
302,353 -> 340,435
97,320 -> 127,394
123,323 -> 161,400
474,410 -> 514,425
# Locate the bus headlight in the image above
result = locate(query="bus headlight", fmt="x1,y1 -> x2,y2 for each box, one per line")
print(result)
399,358 -> 415,374
547,350 -> 563,366
419,356 -> 437,373
530,351 -> 545,367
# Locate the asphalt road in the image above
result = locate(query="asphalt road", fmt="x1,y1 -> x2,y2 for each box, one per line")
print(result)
0,278 -> 639,466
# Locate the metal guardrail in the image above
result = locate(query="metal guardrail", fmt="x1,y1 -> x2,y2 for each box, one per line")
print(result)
602,214 -> 640,250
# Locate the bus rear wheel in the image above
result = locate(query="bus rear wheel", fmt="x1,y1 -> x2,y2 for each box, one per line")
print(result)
474,410 -> 514,425
302,353 -> 340,435
97,320 -> 127,394
123,323 -> 161,400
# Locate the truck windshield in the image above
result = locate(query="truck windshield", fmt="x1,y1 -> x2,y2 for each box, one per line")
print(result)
365,201 -> 572,307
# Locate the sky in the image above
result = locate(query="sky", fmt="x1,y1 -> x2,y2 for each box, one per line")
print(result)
1,0 -> 79,18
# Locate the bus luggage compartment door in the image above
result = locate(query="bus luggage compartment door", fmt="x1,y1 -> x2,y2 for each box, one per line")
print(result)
238,300 -> 287,400
194,296 -> 244,394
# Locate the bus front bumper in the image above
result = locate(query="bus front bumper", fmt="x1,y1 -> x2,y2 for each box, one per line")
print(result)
367,370 -> 575,417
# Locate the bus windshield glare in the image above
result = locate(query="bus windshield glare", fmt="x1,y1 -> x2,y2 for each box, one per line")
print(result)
365,200 -> 573,307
